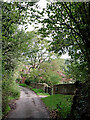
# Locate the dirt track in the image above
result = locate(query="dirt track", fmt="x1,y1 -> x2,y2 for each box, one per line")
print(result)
5,86 -> 49,119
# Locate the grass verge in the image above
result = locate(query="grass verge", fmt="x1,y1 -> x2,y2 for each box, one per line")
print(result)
42,94 -> 73,119
19,83 -> 27,87
31,88 -> 50,96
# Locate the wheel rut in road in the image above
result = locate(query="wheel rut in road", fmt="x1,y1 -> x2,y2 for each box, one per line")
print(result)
5,86 -> 50,119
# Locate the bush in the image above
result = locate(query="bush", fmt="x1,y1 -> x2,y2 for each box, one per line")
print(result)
16,78 -> 21,83
2,93 -> 10,116
2,74 -> 11,116
2,73 -> 20,117
10,83 -> 20,98
71,81 -> 90,120
25,78 -> 31,85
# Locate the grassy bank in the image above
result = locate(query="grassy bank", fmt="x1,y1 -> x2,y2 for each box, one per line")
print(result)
31,88 -> 50,96
2,83 -> 20,118
19,83 -> 27,87
42,94 -> 73,119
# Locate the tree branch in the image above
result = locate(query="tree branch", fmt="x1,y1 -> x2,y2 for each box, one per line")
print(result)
62,3 -> 86,44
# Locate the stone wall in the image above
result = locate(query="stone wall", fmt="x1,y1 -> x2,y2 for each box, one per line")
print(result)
30,83 -> 76,95
29,83 -> 52,94
30,83 -> 47,91
53,84 -> 76,95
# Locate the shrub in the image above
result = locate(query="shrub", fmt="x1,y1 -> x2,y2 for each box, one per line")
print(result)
25,78 -> 31,85
2,73 -> 20,117
10,83 -> 20,98
2,74 -> 11,116
16,78 -> 21,83
71,81 -> 90,120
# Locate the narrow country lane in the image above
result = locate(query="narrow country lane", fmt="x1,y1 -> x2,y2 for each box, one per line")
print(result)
5,86 -> 50,119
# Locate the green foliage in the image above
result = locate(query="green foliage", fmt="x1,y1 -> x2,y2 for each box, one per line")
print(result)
10,84 -> 20,98
32,88 -> 44,93
2,72 -> 20,116
30,69 -> 41,83
25,78 -> 31,85
1,1 -> 44,118
28,86 -> 33,89
21,31 -> 55,70
16,78 -> 21,82
29,58 -> 66,86
71,82 -> 90,120
8,96 -> 18,101
31,88 -> 50,96
29,2 -> 90,119
19,83 -> 27,87
47,72 -> 61,85
37,92 -> 50,96
19,84 -> 49,96
42,94 -> 73,119
2,2 -> 27,71
66,60 -> 88,82
31,2 -> 90,82
2,105 -> 11,117
1,2 -> 37,117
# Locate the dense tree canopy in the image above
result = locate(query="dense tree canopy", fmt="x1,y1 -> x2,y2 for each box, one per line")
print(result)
24,58 -> 67,86
31,2 -> 90,82
29,2 -> 90,119
1,1 -> 38,117
2,2 -> 28,71
1,1 -> 90,119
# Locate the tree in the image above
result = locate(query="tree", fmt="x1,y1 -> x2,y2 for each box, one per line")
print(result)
30,2 -> 90,119
1,1 -> 38,117
29,58 -> 67,86
21,31 -> 59,72
31,2 -> 90,82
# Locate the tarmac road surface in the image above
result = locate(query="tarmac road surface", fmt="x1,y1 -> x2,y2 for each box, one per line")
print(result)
5,86 -> 50,119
